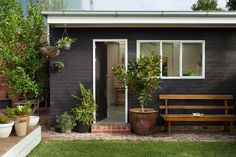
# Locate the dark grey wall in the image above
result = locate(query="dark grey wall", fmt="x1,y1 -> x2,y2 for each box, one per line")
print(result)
50,28 -> 236,124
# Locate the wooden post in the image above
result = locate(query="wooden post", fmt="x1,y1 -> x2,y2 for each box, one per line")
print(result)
224,99 -> 228,115
229,121 -> 234,134
165,99 -> 168,114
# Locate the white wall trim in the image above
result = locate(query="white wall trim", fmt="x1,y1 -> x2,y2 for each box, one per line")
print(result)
93,39 -> 129,123
137,40 -> 205,79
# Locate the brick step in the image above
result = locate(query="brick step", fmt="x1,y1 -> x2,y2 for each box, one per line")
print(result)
91,123 -> 131,133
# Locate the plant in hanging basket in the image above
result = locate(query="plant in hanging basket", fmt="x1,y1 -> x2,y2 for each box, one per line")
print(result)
40,46 -> 60,58
56,37 -> 76,50
53,61 -> 64,71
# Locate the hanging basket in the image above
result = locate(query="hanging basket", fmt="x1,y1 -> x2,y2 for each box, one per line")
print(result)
52,61 -> 64,71
40,46 -> 60,58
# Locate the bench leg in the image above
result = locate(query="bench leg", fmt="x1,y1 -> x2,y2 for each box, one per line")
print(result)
224,122 -> 228,131
229,122 -> 234,134
167,121 -> 171,135
164,122 -> 168,132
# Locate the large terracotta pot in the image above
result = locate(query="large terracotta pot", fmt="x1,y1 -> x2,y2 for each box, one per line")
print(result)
9,94 -> 21,106
14,115 -> 30,137
0,90 -> 7,99
129,108 -> 158,135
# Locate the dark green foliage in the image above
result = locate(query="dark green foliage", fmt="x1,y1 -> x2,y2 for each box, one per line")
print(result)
112,52 -> 161,110
29,141 -> 236,157
71,83 -> 97,125
227,0 -> 236,10
0,0 -> 48,98
192,0 -> 221,11
56,112 -> 76,133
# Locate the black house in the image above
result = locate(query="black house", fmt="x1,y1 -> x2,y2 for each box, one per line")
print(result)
42,11 -> 236,125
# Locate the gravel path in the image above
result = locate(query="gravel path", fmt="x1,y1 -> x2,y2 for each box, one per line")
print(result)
42,131 -> 236,142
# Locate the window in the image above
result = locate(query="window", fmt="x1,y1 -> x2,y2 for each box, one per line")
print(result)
139,42 -> 160,57
162,42 -> 180,77
137,40 -> 205,79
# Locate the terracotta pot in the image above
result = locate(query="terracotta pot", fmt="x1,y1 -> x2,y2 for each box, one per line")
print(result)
14,115 -> 30,137
76,122 -> 90,133
41,47 -> 60,58
129,108 -> 158,135
9,94 -> 21,106
0,90 -> 7,99
14,121 -> 28,137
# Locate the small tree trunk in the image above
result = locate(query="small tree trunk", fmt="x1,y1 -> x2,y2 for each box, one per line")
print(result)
141,105 -> 144,112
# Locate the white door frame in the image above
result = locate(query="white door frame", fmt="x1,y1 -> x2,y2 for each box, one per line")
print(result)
93,39 -> 128,123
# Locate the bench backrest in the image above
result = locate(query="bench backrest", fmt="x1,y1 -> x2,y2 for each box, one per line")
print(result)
159,94 -> 234,115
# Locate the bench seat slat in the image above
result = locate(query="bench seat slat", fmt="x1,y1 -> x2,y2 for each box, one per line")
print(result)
161,114 -> 236,122
159,106 -> 234,110
159,95 -> 233,100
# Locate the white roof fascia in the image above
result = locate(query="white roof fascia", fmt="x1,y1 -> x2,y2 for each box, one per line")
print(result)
42,11 -> 236,27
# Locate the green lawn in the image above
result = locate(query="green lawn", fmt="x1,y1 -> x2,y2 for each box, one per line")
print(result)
28,141 -> 236,157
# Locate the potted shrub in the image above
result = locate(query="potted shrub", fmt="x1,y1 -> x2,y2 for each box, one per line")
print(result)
0,114 -> 14,138
57,37 -> 76,50
56,111 -> 76,134
6,101 -> 32,136
28,115 -> 40,127
112,52 -> 161,135
71,83 -> 97,133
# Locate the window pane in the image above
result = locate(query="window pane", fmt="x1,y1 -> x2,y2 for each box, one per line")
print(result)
140,42 -> 160,56
182,43 -> 202,77
162,42 -> 180,77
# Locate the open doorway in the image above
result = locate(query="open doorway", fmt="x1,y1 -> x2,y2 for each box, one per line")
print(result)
93,39 -> 128,123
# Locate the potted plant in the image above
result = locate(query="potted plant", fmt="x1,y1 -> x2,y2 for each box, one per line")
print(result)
56,37 -> 76,50
28,115 -> 40,127
8,88 -> 21,107
40,46 -> 60,58
0,89 -> 7,99
112,52 -> 161,135
0,114 -> 14,138
6,101 -> 32,136
71,83 -> 97,133
52,61 -> 65,71
56,111 -> 76,134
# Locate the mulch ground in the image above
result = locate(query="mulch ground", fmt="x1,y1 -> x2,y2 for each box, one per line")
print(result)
42,131 -> 236,142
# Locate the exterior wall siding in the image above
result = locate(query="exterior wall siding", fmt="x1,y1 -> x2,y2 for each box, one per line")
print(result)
50,28 -> 236,124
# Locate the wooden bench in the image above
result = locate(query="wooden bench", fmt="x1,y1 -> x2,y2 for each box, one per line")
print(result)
159,94 -> 236,134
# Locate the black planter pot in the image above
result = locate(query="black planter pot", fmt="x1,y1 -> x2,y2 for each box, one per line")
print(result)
76,122 -> 91,133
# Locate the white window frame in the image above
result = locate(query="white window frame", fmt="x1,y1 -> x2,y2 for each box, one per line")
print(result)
137,40 -> 205,79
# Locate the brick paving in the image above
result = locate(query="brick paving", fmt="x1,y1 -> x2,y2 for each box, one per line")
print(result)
42,131 -> 236,142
